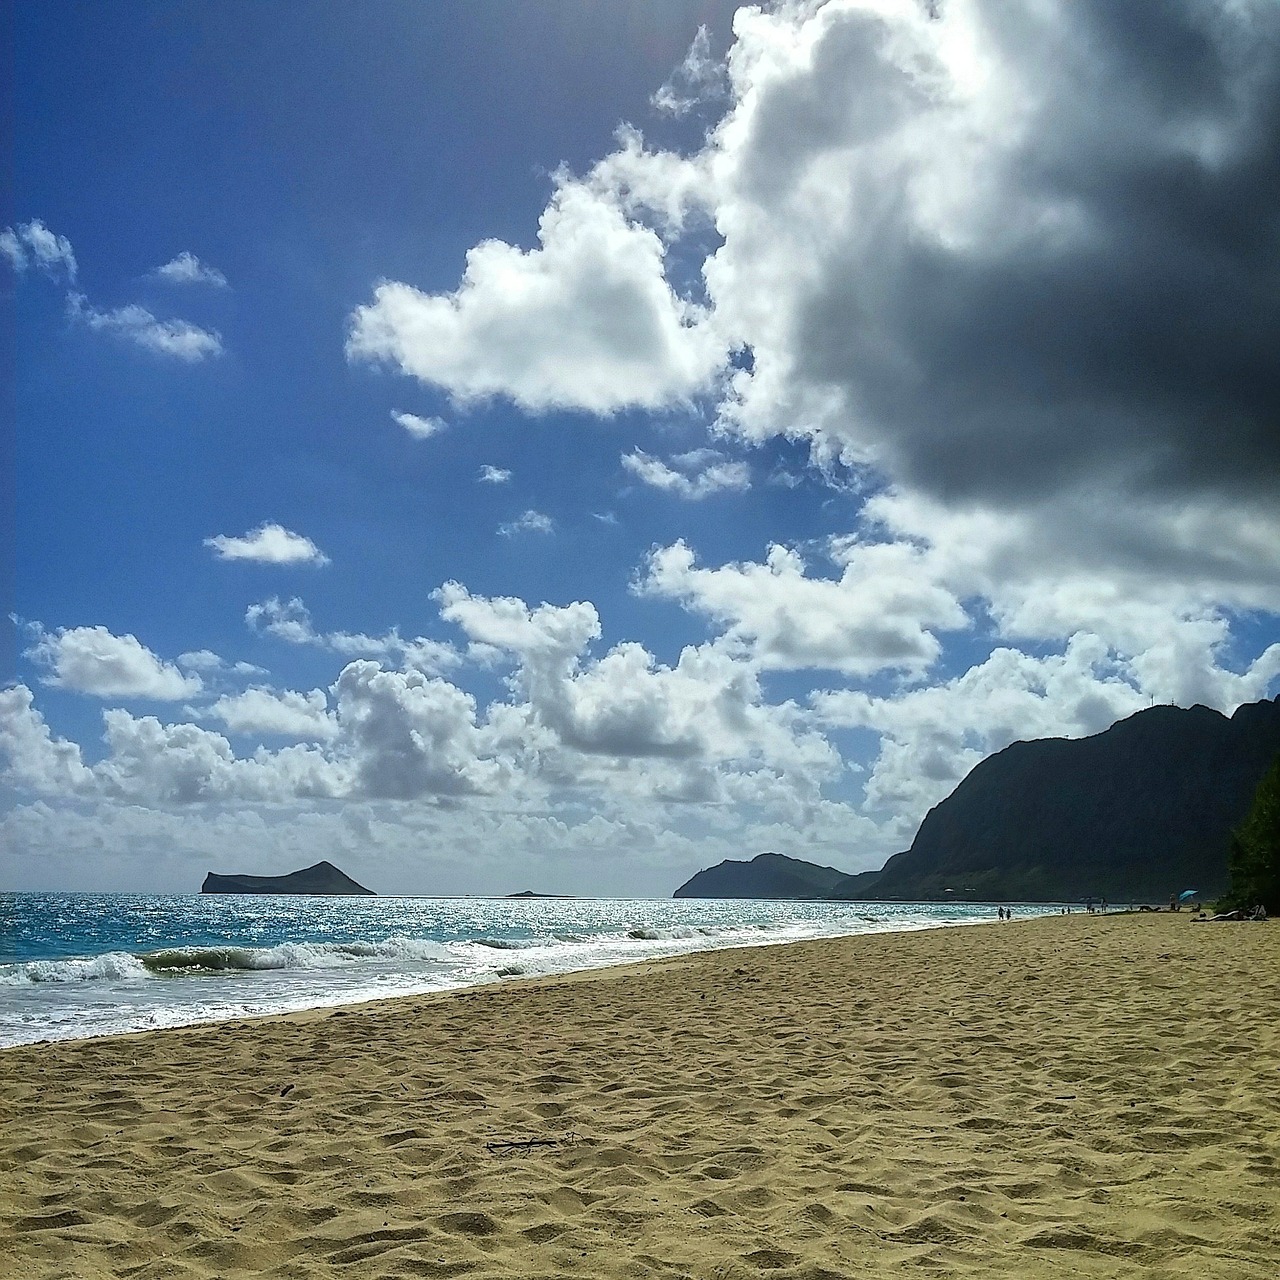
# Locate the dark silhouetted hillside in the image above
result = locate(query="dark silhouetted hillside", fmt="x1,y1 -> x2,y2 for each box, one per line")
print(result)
201,861 -> 375,895
673,852 -> 851,899
828,698 -> 1280,902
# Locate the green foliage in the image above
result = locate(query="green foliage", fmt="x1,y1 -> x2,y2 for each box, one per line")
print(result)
1224,754 -> 1280,914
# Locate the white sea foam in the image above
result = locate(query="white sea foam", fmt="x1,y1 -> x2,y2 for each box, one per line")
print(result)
1,952 -> 151,984
2,895 -> 1065,1047
140,936 -> 456,973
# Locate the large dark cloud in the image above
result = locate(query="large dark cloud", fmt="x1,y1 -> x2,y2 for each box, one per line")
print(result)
788,0 -> 1280,508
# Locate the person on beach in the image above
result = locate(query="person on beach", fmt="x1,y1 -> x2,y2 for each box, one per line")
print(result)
1196,904 -> 1270,922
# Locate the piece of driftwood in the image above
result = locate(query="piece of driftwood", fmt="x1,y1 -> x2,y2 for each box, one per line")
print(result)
485,1131 -> 581,1153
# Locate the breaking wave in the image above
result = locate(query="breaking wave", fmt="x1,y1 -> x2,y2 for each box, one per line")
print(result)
1,952 -> 151,985
0,917 -> 837,991
0,936 -> 456,984
0,924 -> 755,985
2,895 -> 1041,1047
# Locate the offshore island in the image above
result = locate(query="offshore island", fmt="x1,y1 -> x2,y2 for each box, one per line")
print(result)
201,860 -> 375,896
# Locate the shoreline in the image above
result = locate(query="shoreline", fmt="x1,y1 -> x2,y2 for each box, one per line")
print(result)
3,899 -> 1059,1050
3,914 -> 1277,1278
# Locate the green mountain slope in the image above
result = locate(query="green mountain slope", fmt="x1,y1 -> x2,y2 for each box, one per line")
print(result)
829,698 -> 1280,902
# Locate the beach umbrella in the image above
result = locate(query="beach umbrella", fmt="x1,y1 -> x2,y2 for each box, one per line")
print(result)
1178,889 -> 1199,901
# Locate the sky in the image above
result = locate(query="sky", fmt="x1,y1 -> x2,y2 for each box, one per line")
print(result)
4,0 -> 1279,897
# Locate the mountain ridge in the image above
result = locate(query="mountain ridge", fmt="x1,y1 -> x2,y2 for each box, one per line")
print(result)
672,697 -> 1280,902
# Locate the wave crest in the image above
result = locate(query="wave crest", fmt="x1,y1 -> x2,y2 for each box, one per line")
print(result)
1,952 -> 150,984
1,936 -> 456,984
142,936 -> 456,972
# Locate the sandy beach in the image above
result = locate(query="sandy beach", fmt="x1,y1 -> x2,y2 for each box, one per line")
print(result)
2,913 -> 1277,1280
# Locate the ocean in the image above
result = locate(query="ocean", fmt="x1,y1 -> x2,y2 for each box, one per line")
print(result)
0,893 -> 1062,1048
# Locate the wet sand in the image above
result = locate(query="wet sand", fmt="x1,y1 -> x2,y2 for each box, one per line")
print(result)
2,913 -> 1278,1279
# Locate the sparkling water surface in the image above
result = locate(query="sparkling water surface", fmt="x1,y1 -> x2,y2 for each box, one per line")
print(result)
0,893 -> 1062,1047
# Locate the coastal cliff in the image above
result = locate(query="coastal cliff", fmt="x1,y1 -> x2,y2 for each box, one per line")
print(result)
830,697 -> 1280,903
201,861 -> 375,896
675,697 -> 1280,903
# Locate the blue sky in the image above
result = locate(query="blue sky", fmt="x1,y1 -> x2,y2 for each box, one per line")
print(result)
5,0 -> 1280,895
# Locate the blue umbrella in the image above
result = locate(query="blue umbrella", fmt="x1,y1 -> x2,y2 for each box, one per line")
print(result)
1178,889 -> 1199,901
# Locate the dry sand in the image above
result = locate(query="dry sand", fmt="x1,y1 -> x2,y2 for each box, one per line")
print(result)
2,914 -> 1278,1280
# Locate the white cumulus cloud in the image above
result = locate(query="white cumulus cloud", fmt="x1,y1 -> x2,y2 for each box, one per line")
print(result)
203,687 -> 339,741
347,176 -> 726,414
478,465 -> 512,485
206,523 -> 330,566
815,636 -> 1150,824
391,409 -> 446,439
434,582 -> 837,778
333,662 -> 501,798
152,251 -> 228,287
0,670 -> 494,806
0,686 -> 93,792
245,597 -> 462,674
622,448 -> 750,499
1,219 -> 77,280
498,509 -> 554,537
24,624 -> 203,700
640,537 -> 966,677
342,0 -> 1280,631
68,293 -> 223,361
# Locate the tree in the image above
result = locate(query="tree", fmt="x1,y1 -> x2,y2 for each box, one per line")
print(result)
1225,753 -> 1280,914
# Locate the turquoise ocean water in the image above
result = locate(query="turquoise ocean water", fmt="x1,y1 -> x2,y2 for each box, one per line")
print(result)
0,894 -> 1062,1047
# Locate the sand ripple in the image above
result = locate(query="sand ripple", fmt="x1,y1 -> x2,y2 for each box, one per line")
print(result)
2,915 -> 1277,1278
